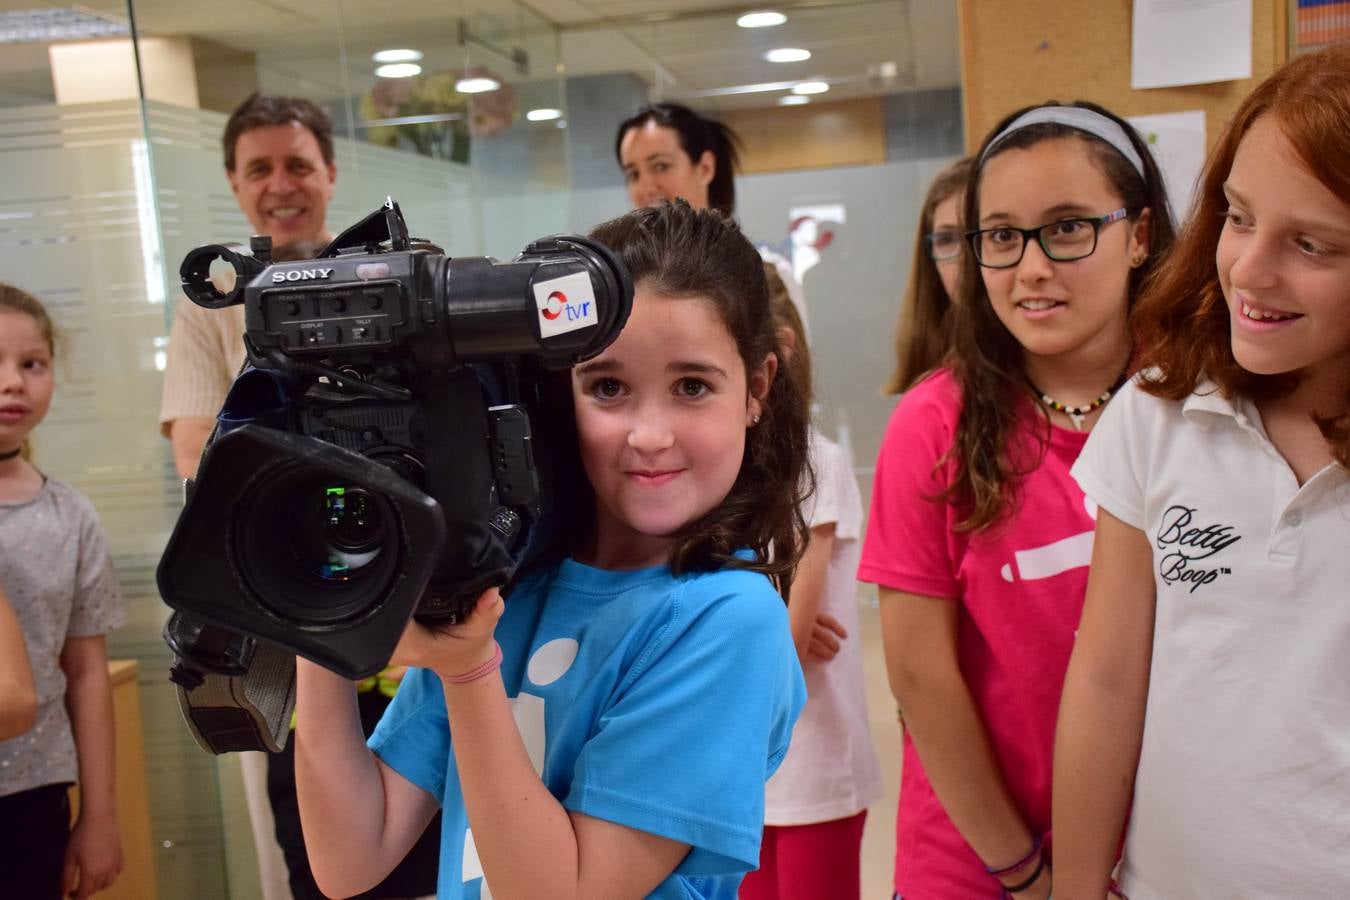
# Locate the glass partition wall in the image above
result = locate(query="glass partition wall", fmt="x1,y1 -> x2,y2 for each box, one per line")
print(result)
0,0 -> 963,895
0,1 -> 567,896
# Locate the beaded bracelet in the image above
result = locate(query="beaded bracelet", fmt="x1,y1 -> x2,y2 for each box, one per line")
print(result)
985,834 -> 1043,878
445,642 -> 503,684
1001,855 -> 1046,896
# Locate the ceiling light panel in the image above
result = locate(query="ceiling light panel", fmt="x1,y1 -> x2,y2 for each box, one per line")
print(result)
737,11 -> 787,28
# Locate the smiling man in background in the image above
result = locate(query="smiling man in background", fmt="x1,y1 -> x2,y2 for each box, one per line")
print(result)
159,92 -> 336,479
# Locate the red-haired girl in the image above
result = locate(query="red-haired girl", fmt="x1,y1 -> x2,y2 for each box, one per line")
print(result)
1054,42 -> 1350,898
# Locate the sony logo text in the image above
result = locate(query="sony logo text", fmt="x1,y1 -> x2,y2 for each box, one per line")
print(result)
272,268 -> 335,283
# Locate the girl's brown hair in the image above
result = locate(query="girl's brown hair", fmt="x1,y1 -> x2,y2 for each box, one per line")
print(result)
1133,42 -> 1350,467
885,157 -> 973,394
764,262 -> 812,409
0,283 -> 56,462
947,101 -> 1176,532
589,202 -> 811,596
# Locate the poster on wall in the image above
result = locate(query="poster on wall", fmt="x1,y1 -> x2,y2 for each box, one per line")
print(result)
1126,110 -> 1206,220
1293,0 -> 1350,51
1131,0 -> 1252,89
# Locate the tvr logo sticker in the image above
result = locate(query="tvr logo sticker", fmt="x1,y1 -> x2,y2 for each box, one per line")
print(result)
534,271 -> 598,339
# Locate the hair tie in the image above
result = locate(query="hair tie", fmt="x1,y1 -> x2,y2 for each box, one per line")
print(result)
981,106 -> 1145,178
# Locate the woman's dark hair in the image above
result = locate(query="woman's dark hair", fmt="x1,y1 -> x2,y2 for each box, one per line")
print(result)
946,100 -> 1176,532
885,157 -> 973,394
1134,42 -> 1350,468
614,103 -> 742,216
588,201 -> 811,596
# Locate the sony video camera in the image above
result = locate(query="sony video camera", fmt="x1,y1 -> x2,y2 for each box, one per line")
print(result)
157,200 -> 632,754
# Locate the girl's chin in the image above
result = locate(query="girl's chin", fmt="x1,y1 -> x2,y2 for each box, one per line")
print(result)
1230,338 -> 1299,377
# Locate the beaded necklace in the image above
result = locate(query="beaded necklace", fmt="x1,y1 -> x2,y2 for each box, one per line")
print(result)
1030,370 -> 1129,431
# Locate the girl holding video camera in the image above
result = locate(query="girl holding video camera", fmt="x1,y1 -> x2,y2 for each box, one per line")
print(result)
294,200 -> 809,900
0,284 -> 125,900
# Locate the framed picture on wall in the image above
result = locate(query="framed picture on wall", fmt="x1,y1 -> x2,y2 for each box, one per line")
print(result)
1290,0 -> 1350,55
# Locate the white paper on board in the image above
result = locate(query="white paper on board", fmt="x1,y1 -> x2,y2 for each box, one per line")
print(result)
1131,0 -> 1252,89
1126,110 -> 1207,221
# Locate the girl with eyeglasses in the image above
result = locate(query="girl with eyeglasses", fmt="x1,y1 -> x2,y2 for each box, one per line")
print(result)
1054,44 -> 1350,898
857,100 -> 1175,899
885,157 -> 973,395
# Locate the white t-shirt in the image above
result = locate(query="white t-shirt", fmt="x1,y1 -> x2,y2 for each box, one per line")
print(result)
763,429 -> 883,825
1072,376 -> 1350,899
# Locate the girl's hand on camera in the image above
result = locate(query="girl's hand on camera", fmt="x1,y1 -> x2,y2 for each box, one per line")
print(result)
391,587 -> 504,682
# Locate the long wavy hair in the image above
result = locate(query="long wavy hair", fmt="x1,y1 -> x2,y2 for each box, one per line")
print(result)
885,157 -> 972,394
588,202 -> 811,597
1133,43 -> 1350,468
614,103 -> 743,216
0,283 -> 57,463
946,101 -> 1176,532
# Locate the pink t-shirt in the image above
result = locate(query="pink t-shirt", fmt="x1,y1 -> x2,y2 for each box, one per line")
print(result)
858,368 -> 1093,899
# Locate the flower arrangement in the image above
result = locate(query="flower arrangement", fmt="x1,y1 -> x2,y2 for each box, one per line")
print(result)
361,66 -> 517,164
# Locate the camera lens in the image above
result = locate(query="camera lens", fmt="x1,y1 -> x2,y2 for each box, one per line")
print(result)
233,466 -> 403,625
289,485 -> 388,583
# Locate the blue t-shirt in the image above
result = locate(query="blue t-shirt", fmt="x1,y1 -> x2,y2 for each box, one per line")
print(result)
368,556 -> 806,899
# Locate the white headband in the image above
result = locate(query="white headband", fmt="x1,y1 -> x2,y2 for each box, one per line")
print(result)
981,106 -> 1146,178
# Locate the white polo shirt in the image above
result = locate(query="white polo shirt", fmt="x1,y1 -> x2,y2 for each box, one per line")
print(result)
1072,376 -> 1350,900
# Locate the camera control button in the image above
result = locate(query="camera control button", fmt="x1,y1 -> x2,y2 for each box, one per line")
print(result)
286,301 -> 301,316
328,297 -> 347,312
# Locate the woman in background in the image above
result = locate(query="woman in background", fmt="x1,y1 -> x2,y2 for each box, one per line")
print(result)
614,101 -> 808,321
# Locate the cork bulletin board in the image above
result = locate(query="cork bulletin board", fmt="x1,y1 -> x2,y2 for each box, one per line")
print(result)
958,0 -> 1288,153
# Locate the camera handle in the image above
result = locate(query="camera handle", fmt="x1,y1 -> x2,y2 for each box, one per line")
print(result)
164,613 -> 296,753
414,367 -> 519,622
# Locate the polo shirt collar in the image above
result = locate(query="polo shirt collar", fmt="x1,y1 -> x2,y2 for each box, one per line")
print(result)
1180,380 -> 1237,422
1179,380 -> 1278,455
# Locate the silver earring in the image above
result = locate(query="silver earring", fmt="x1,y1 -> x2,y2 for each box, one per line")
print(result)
751,413 -> 761,425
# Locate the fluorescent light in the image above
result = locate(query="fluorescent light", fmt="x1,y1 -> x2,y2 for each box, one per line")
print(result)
778,95 -> 810,106
0,8 -> 127,44
765,47 -> 810,63
456,77 -> 501,93
738,10 -> 786,28
372,48 -> 422,63
375,63 -> 422,79
791,81 -> 830,95
526,108 -> 563,122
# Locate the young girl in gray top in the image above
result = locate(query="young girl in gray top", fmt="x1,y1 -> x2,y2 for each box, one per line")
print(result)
0,283 -> 124,899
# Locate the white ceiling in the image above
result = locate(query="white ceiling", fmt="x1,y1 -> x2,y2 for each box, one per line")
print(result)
553,0 -> 959,111
0,0 -> 959,112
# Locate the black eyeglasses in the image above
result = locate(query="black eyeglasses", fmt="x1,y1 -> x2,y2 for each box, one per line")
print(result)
924,229 -> 963,262
966,208 -> 1129,269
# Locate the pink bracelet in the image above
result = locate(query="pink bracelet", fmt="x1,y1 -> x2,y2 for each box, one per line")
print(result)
445,642 -> 503,684
986,834 -> 1042,878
